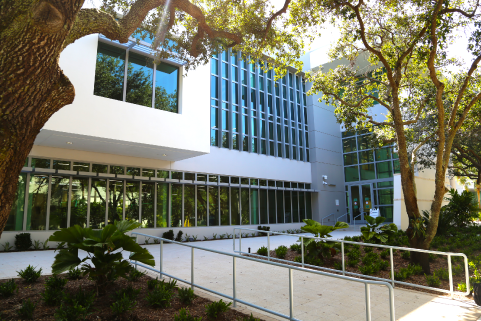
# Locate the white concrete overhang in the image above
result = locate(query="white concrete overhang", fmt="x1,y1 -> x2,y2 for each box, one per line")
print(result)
33,129 -> 207,162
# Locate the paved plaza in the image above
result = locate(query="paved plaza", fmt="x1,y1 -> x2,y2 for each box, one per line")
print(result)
1,230 -> 481,320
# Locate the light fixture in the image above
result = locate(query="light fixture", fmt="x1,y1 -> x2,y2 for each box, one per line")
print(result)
162,154 -> 167,156
67,142 -> 73,145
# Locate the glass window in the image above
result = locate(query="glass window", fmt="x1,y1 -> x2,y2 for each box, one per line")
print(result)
73,162 -> 90,172
268,190 -> 276,224
306,192 -> 312,219
197,185 -> 207,226
360,164 -> 376,180
90,179 -> 107,229
220,186 -> 229,225
376,161 -> 393,179
241,188 -> 250,224
49,176 -> 69,230
27,175 -> 49,230
231,177 -> 239,184
171,171 -> 183,180
393,160 -> 401,174
377,181 -> 393,188
357,135 -> 372,150
284,191 -> 291,223
231,191 -> 240,225
222,79 -> 229,101
70,177 -> 89,228
127,167 -> 141,176
250,189 -> 259,224
299,192 -> 305,222
94,42 -> 125,101
209,187 -> 219,226
344,153 -> 358,166
31,158 -> 50,169
156,183 -> 169,227
260,189 -> 268,224
209,174 -> 218,183
292,192 -> 299,223
378,188 -> 394,205
108,180 -> 124,225
53,160 -> 71,171
142,169 -> 155,177
211,60 -> 218,75
211,76 -> 219,99
359,150 -> 374,163
184,185 -> 195,227
276,190 -> 284,223
376,148 -> 392,161
220,176 -> 229,184
157,170 -> 169,179
344,166 -> 359,182
141,182 -> 155,228
342,137 -> 357,153
125,181 -> 139,223
126,51 -> 153,107
171,184 -> 183,227
110,166 -> 124,175
185,173 -> 195,181
197,174 -> 207,182
92,164 -> 108,173
5,174 -> 26,231
380,206 -> 394,222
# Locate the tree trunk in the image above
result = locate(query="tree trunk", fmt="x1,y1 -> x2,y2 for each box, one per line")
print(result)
0,0 -> 80,237
410,250 -> 430,275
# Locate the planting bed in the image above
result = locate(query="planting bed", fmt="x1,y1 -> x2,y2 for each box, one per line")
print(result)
0,274 -> 262,320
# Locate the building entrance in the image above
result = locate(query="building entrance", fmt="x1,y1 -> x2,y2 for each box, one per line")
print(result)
348,183 -> 373,224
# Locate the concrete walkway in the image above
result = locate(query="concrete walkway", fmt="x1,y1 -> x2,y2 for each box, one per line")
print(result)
1,231 -> 480,321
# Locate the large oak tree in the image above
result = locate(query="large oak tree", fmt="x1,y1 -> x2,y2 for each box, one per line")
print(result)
302,0 -> 481,272
0,0 -> 311,237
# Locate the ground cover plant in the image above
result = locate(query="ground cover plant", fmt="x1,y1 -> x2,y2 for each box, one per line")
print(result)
0,273 -> 263,320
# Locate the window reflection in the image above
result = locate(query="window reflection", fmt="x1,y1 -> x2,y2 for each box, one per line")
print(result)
90,179 -> 107,229
6,174 -> 26,231
125,181 -> 139,223
141,182 -> 155,228
27,175 -> 49,230
70,177 -> 88,227
49,176 -> 69,230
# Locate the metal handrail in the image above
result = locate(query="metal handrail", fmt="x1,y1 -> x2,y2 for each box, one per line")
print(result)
321,213 -> 335,225
336,212 -> 349,223
233,227 -> 470,297
353,213 -> 362,225
130,232 -> 395,321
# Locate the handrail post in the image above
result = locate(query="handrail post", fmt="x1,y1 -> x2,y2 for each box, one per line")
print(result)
233,256 -> 237,307
448,254 -> 453,296
134,235 -> 138,271
365,283 -> 371,321
191,247 -> 194,290
160,239 -> 163,278
390,248 -> 394,287
267,231 -> 271,261
389,285 -> 395,321
239,230 -> 242,254
464,254 -> 470,295
289,268 -> 294,320
233,229 -> 236,252
341,242 -> 345,276
301,237 -> 304,268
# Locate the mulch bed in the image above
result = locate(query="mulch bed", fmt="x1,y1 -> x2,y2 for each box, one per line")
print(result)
249,245 -> 475,300
0,274 -> 262,320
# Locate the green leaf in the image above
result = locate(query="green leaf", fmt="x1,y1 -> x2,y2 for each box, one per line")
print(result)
49,225 -> 84,244
115,220 -> 141,234
129,250 -> 155,266
364,215 -> 375,225
375,216 -> 386,225
51,249 -> 82,274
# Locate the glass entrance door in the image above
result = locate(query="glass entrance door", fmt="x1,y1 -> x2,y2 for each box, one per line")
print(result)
348,183 -> 373,223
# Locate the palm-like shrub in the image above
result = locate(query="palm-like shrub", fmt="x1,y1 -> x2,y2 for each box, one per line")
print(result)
49,220 -> 155,291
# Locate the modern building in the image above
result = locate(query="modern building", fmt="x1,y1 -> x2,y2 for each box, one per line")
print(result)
1,32 -> 458,245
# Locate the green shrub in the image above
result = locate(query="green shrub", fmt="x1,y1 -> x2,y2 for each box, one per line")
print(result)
407,264 -> 424,276
67,268 -> 82,280
15,233 -> 32,251
46,275 -> 68,290
112,285 -> 140,302
111,293 -> 137,317
147,278 -> 160,290
453,265 -> 463,276
294,256 -> 302,263
238,313 -> 261,321
175,230 -> 184,242
425,273 -> 441,287
146,284 -> 174,308
394,271 -> 407,281
363,246 -> 373,253
376,260 -> 389,271
33,240 -> 42,250
127,269 -> 145,282
178,287 -> 195,305
161,279 -> 178,290
347,258 -> 359,267
333,262 -> 342,270
290,243 -> 302,253
54,302 -> 88,321
400,251 -> 410,260
1,241 -> 13,252
347,249 -> 361,260
17,299 -> 36,320
434,268 -> 449,281
438,189 -> 480,234
275,245 -> 288,259
380,249 -> 389,259
359,264 -> 375,275
163,230 -> 175,241
360,215 -> 398,243
48,220 -> 154,291
174,308 -> 202,321
17,265 -> 42,283
458,282 -> 467,292
205,299 -> 232,319
41,287 -> 63,306
362,252 -> 379,266
306,257 -> 323,267
63,286 -> 95,311
0,279 -> 17,297
429,253 -> 438,261
257,246 -> 268,256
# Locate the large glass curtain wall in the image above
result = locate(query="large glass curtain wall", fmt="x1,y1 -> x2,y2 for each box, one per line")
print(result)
7,174 -> 313,231
211,51 -> 310,162
94,41 -> 179,113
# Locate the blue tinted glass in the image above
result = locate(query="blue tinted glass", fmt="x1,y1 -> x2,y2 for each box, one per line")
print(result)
211,76 -> 218,98
126,52 -> 153,107
155,62 -> 178,112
